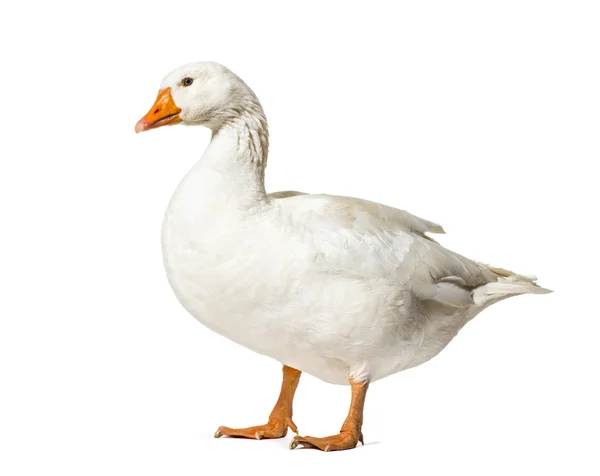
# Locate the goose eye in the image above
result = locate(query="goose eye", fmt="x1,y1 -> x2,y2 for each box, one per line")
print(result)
182,77 -> 194,87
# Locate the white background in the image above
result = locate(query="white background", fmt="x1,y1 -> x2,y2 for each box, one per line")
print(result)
1,1 -> 599,475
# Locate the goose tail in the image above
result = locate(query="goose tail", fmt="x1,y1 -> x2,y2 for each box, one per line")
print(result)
472,267 -> 552,307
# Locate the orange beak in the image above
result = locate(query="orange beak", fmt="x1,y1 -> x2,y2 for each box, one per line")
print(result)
135,88 -> 182,133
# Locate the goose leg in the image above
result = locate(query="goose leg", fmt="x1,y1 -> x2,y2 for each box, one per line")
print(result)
290,376 -> 368,452
214,365 -> 301,440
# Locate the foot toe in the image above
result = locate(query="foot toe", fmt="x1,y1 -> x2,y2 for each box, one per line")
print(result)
214,421 -> 290,440
289,433 -> 360,452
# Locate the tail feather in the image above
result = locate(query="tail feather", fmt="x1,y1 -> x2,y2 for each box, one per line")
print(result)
472,271 -> 552,307
414,264 -> 551,309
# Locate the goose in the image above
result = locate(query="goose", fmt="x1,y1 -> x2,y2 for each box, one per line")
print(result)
135,61 -> 550,452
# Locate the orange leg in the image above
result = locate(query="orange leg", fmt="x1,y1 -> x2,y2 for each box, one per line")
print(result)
214,365 -> 302,440
290,376 -> 368,452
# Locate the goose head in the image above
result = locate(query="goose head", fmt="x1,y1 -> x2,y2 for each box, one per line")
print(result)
135,61 -> 251,133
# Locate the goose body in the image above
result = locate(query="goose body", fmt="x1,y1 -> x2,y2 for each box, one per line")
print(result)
137,61 -> 549,449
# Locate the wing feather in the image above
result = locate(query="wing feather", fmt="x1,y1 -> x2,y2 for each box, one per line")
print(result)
273,193 -> 496,292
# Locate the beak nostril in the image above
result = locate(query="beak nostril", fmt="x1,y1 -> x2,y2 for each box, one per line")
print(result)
154,108 -> 160,114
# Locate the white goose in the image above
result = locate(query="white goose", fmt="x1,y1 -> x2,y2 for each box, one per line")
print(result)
135,61 -> 550,452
